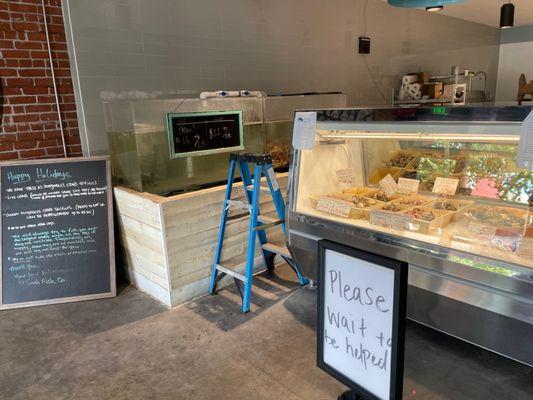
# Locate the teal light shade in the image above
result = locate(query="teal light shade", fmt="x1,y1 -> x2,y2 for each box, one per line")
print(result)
388,0 -> 464,7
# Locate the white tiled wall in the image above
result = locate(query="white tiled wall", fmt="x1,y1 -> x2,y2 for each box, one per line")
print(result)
63,0 -> 501,155
496,42 -> 533,103
496,26 -> 533,103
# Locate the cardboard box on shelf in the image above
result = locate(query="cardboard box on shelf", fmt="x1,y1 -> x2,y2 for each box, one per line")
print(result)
443,84 -> 455,100
422,83 -> 443,99
417,71 -> 430,83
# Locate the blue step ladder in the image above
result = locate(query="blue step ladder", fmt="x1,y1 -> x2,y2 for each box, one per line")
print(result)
209,153 -> 309,313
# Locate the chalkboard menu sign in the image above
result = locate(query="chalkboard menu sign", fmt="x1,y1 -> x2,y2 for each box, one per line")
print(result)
167,110 -> 244,158
0,157 -> 115,310
317,241 -> 407,400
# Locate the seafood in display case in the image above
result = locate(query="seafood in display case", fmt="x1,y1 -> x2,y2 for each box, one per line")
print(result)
293,113 -> 533,266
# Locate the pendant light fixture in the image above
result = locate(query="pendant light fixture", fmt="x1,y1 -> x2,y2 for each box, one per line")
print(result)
388,0 -> 463,8
500,2 -> 515,29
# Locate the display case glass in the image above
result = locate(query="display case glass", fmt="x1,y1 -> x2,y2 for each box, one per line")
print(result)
291,107 -> 533,275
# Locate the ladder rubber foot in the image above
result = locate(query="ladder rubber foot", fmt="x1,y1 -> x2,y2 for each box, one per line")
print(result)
300,277 -> 311,286
265,252 -> 276,273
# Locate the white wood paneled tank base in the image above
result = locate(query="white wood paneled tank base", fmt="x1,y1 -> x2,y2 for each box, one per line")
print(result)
113,174 -> 287,308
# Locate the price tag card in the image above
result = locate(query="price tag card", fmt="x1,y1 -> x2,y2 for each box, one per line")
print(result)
450,240 -> 472,253
332,201 -> 352,218
292,111 -> 317,150
518,238 -> 533,259
316,198 -> 351,218
390,214 -> 412,231
379,174 -> 398,198
316,197 -> 334,214
468,221 -> 497,237
370,210 -> 392,228
432,177 -> 459,195
336,168 -> 357,184
397,177 -> 420,194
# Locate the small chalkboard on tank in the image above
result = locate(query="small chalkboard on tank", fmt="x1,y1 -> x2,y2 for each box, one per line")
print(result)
166,110 -> 244,158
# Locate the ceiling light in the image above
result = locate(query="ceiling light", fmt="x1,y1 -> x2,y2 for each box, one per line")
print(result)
426,5 -> 444,12
500,2 -> 515,29
388,0 -> 462,8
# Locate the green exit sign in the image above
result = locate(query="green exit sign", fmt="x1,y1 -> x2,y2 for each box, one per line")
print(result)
433,106 -> 448,115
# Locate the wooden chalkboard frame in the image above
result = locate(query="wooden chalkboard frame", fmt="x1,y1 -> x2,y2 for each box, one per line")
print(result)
0,156 -> 116,310
166,110 -> 244,159
317,240 -> 408,400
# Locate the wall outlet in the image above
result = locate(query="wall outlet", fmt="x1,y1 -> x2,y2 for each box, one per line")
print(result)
359,37 -> 371,54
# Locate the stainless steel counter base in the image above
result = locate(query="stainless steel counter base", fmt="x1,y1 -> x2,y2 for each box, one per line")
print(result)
288,212 -> 533,367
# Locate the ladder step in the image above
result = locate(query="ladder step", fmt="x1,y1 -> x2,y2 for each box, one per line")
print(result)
216,264 -> 247,283
246,185 -> 270,192
257,215 -> 282,224
262,243 -> 291,258
226,200 -> 251,210
254,215 -> 284,231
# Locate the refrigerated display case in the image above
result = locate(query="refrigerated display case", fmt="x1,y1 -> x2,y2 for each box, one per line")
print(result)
287,106 -> 533,366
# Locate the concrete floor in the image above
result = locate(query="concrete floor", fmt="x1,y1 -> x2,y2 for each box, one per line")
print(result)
1,265 -> 532,400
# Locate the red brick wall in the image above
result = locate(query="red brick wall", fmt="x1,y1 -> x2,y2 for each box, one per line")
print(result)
0,0 -> 82,161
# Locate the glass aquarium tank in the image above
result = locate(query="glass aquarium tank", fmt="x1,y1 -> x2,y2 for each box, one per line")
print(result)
104,97 -> 264,195
264,93 -> 346,168
104,93 -> 346,195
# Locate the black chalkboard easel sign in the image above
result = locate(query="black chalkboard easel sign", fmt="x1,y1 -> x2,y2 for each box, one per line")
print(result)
166,110 -> 244,158
0,157 -> 116,310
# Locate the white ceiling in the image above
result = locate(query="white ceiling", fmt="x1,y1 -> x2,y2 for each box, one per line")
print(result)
381,1 -> 533,28
438,0 -> 533,28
